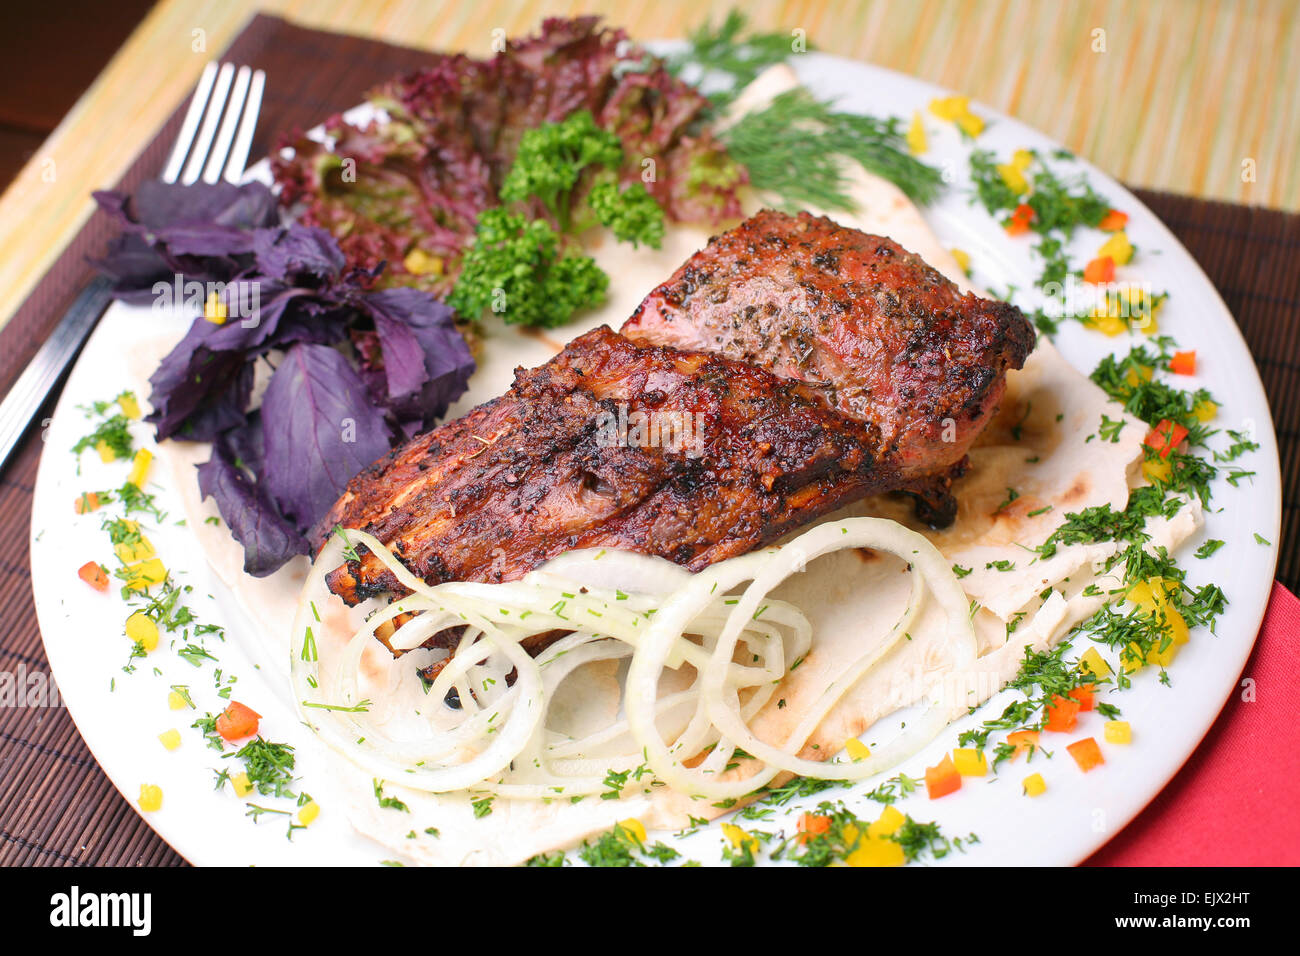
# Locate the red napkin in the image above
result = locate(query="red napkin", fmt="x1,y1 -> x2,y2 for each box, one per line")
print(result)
1085,581 -> 1300,866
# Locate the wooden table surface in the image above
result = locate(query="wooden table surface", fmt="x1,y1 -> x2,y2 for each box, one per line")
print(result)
0,0 -> 1296,332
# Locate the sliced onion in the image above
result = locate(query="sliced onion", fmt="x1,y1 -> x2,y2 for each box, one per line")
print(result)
290,518 -> 975,803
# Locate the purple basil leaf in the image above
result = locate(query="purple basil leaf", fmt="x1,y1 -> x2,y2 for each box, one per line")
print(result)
129,180 -> 279,232
362,287 -> 474,424
146,335 -> 253,442
261,343 -> 392,529
223,410 -> 266,476
156,222 -> 260,259
252,226 -> 346,280
91,181 -> 280,301
173,360 -> 254,442
196,440 -> 308,576
93,233 -> 175,304
370,310 -> 425,403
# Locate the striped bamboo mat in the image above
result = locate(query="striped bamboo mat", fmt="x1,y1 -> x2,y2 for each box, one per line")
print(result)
1,13 -> 1296,867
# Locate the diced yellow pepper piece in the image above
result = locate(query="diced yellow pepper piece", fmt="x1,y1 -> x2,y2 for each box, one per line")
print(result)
1142,457 -> 1172,484
1011,148 -> 1035,170
618,818 -> 646,844
721,822 -> 758,854
929,95 -> 969,120
1166,605 -> 1189,645
955,111 -> 984,138
95,439 -> 116,463
952,748 -> 989,776
158,728 -> 181,751
204,290 -> 227,325
125,611 -> 159,652
1135,576 -> 1180,607
1092,286 -> 1162,336
996,162 -> 1029,196
927,95 -> 983,137
906,111 -> 927,155
1123,641 -> 1148,673
1124,364 -> 1154,388
867,805 -> 906,839
1023,773 -> 1046,797
1149,639 -> 1180,671
1193,399 -> 1217,422
297,801 -> 321,827
950,247 -> 971,276
126,449 -> 153,489
1104,721 -> 1132,744
114,534 -> 156,565
125,558 -> 167,590
1080,647 -> 1113,679
231,772 -> 254,798
1097,231 -> 1134,266
845,836 -> 905,867
1149,613 -> 1190,665
1128,577 -> 1189,660
402,247 -> 444,277
1129,287 -> 1164,334
167,690 -> 188,710
845,738 -> 872,761
1126,579 -> 1157,609
138,784 -> 163,812
1085,311 -> 1128,337
117,392 -> 141,420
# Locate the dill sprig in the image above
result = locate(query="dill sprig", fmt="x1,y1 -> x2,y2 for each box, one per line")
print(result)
667,10 -> 803,108
722,89 -> 945,209
670,11 -> 943,208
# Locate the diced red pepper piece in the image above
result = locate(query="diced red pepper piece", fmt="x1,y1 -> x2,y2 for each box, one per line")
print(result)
1005,203 -> 1035,236
78,561 -> 109,592
1169,351 -> 1197,375
797,812 -> 831,843
1067,737 -> 1105,772
1044,694 -> 1081,733
215,701 -> 261,741
925,754 -> 962,799
1098,209 -> 1129,231
1083,256 -> 1116,284
1006,729 -> 1040,758
1068,685 -> 1096,712
1144,419 -> 1190,460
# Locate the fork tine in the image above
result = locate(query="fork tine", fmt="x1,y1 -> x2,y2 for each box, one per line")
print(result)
161,61 -> 218,184
181,62 -> 235,185
223,69 -> 266,184
202,65 -> 252,184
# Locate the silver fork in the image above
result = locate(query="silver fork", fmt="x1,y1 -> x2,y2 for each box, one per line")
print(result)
0,61 -> 266,474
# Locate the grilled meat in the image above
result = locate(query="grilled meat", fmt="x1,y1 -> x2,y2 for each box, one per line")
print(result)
622,210 -> 1034,520
325,326 -> 891,605
323,210 -> 1033,608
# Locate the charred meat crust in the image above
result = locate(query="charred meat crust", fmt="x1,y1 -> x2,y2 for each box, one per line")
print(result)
323,326 -> 895,605
622,209 -> 1034,480
322,211 -> 1034,608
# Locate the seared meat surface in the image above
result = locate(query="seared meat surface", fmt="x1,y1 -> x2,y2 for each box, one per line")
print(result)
323,210 -> 1033,606
325,326 -> 889,604
623,210 -> 1034,506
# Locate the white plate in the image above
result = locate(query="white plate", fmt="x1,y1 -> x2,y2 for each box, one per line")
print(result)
30,51 -> 1281,866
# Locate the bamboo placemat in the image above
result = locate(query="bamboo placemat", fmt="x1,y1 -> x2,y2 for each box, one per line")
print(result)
1,13 -> 1296,868
0,0 -> 1296,337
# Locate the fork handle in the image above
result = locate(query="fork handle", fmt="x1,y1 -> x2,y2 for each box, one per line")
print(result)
0,276 -> 115,475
